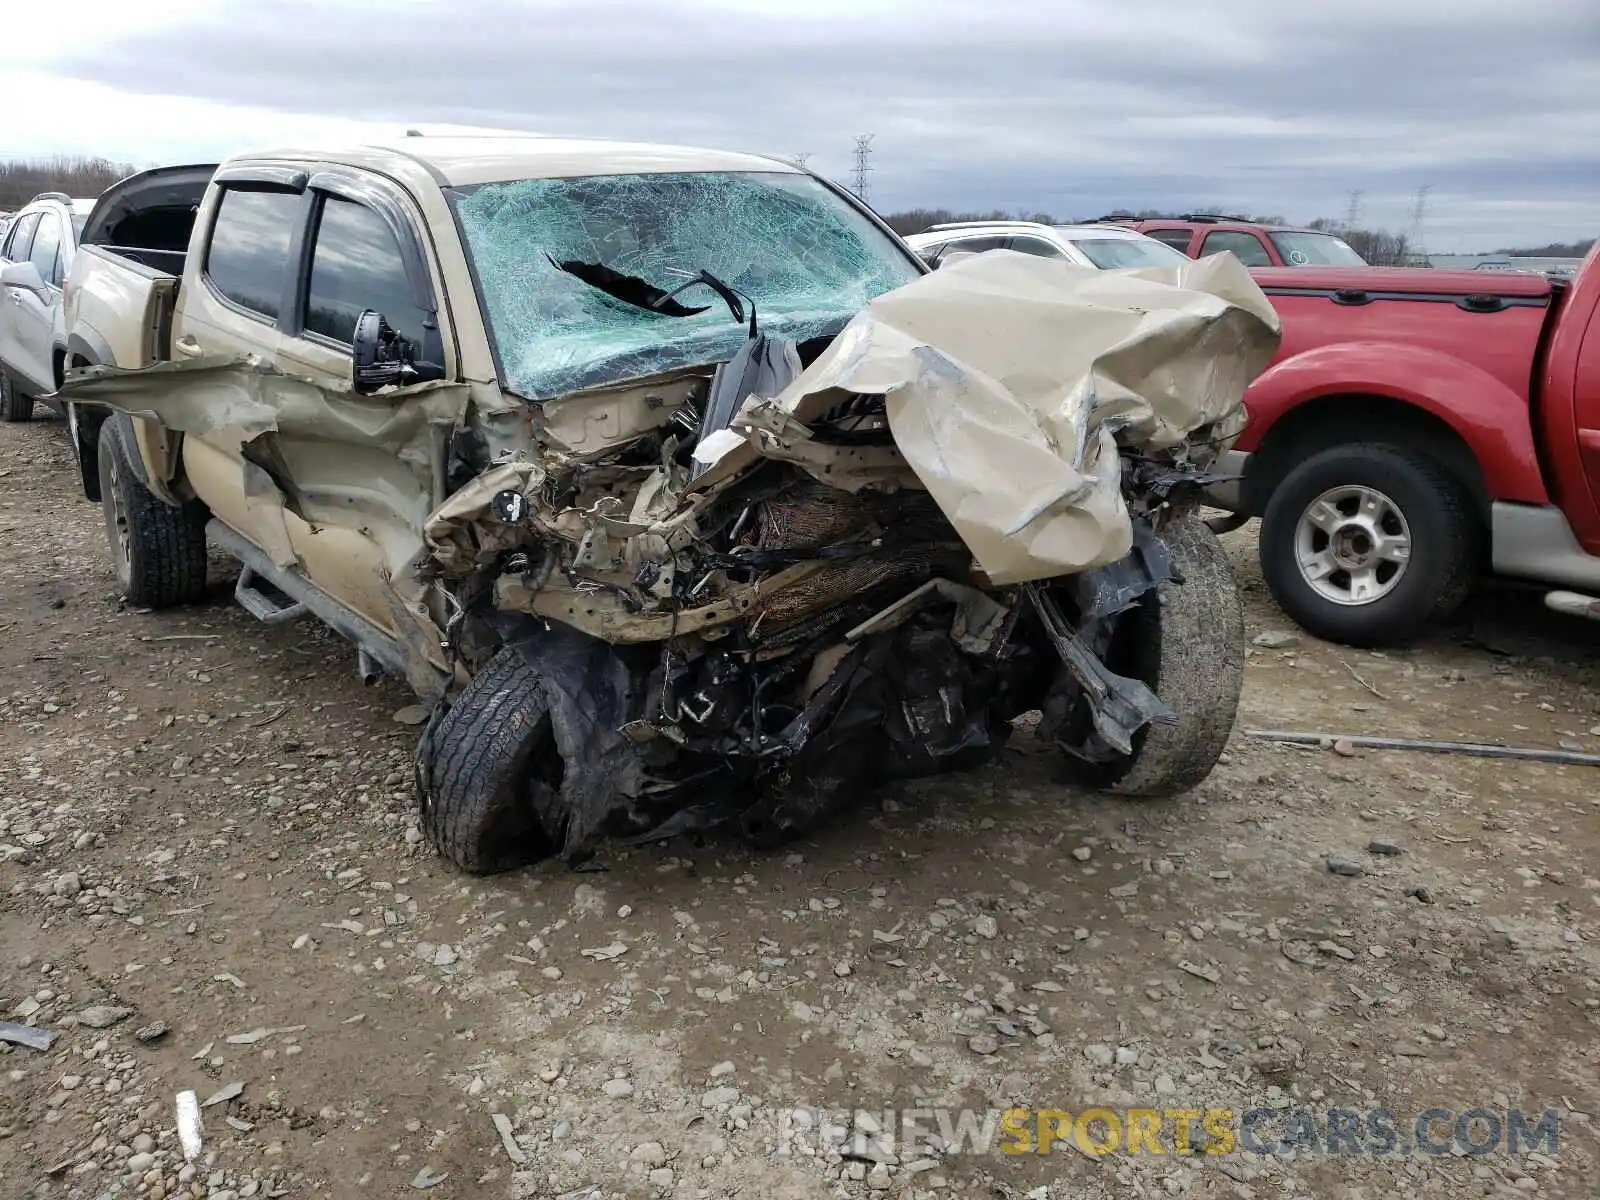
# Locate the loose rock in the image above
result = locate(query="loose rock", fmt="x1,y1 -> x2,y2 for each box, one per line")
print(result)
1253,630 -> 1301,649
77,1005 -> 133,1030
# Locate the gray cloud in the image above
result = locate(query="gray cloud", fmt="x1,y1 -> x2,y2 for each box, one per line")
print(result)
41,0 -> 1600,248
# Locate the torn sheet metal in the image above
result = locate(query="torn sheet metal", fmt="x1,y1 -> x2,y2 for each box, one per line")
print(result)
62,354 -> 469,461
423,458 -> 549,577
703,251 -> 1280,584
61,354 -> 472,693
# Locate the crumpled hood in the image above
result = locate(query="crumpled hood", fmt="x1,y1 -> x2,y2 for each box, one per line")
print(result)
694,249 -> 1281,583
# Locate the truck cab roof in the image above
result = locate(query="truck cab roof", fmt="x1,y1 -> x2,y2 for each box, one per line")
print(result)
232,135 -> 803,188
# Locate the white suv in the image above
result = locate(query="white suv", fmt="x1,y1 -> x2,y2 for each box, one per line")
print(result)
906,219 -> 1191,271
0,191 -> 97,421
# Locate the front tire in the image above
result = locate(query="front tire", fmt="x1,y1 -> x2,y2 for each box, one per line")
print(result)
1258,443 -> 1477,647
0,373 -> 32,422
416,648 -> 561,874
97,417 -> 209,608
1058,515 -> 1245,797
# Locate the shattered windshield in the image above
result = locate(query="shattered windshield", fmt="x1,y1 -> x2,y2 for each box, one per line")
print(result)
449,171 -> 922,399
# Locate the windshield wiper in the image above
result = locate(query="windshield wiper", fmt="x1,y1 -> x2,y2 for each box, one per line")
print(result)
655,269 -> 757,337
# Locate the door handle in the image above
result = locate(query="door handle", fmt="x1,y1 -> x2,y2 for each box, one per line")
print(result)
174,335 -> 203,357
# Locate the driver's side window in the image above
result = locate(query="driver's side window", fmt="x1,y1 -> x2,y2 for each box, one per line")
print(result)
303,195 -> 427,352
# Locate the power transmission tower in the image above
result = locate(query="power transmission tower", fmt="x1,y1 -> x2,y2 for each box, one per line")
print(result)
1407,184 -> 1431,260
789,152 -> 812,168
850,134 -> 874,202
1344,189 -> 1364,231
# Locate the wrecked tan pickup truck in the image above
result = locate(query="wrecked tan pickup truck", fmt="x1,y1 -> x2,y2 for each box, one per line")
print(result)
57,137 -> 1280,872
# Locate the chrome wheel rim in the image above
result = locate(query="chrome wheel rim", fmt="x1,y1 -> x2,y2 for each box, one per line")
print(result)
1293,484 -> 1412,606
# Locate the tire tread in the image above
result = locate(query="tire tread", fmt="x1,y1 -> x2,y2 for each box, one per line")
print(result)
419,648 -> 555,874
100,418 -> 209,609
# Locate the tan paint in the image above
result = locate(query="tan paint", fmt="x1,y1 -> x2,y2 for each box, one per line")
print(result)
128,416 -> 185,504
67,247 -> 179,370
539,373 -> 704,456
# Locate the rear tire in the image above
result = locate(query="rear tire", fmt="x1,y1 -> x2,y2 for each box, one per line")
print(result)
97,417 -> 209,608
417,648 -> 560,874
68,403 -> 106,500
0,373 -> 32,422
1258,443 -> 1477,647
1058,515 -> 1244,797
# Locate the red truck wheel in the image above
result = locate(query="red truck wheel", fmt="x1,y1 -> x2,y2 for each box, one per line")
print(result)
1258,443 -> 1478,647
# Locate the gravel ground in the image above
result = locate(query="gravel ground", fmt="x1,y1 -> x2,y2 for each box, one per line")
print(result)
2,413 -> 1598,1200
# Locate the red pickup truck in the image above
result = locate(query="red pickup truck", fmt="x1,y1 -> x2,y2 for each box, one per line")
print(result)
1209,244 -> 1600,645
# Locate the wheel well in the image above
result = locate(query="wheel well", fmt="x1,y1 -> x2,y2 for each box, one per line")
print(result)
1244,395 -> 1488,524
66,354 -> 111,501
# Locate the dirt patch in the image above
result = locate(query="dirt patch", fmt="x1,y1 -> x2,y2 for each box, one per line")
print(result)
2,415 -> 1597,1199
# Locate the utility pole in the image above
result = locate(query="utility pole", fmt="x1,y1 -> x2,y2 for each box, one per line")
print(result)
1344,189 -> 1364,232
850,134 -> 874,202
1407,184 -> 1431,261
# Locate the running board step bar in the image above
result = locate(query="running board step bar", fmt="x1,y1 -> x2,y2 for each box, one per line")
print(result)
234,565 -> 307,625
208,520 -> 411,681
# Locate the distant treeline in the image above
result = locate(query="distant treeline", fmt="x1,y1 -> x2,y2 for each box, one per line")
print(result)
881,207 -> 1286,236
1493,239 -> 1594,258
0,156 -> 138,211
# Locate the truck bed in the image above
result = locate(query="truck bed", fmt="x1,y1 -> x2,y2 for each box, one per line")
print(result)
65,245 -> 182,370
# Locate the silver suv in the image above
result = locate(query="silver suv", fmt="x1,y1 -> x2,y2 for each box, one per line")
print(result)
0,191 -> 97,422
906,219 -> 1191,271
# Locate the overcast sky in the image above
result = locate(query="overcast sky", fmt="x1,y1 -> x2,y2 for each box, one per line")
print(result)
3,0 -> 1596,251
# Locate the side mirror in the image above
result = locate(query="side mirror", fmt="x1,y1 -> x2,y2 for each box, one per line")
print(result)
1,260 -> 47,296
351,309 -> 420,393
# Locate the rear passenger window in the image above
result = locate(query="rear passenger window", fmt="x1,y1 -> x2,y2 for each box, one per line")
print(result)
303,195 -> 425,350
29,217 -> 62,286
1147,228 -> 1194,253
943,235 -> 1008,256
1200,230 -> 1272,267
1007,236 -> 1066,258
205,187 -> 302,320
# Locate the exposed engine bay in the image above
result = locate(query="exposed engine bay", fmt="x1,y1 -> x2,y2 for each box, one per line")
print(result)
412,251 -> 1282,866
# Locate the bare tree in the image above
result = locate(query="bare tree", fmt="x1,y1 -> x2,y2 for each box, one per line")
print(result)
0,156 -> 138,210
